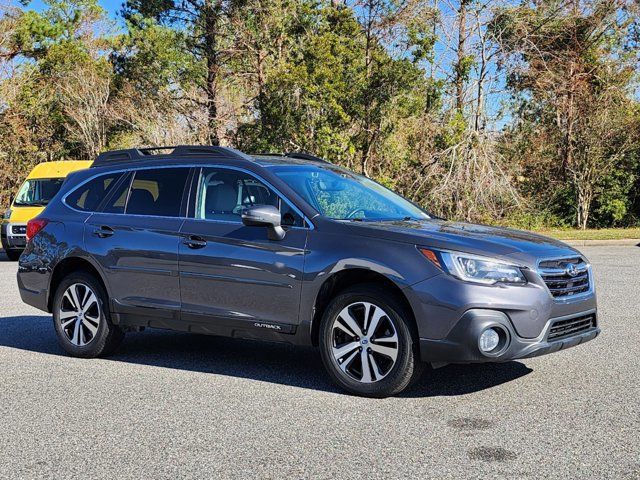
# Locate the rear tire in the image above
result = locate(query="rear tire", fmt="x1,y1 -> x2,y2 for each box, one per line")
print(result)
52,272 -> 124,358
319,284 -> 423,398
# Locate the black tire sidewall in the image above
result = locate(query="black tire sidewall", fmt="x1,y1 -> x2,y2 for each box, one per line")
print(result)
52,272 -> 118,358
5,249 -> 21,261
319,285 -> 419,398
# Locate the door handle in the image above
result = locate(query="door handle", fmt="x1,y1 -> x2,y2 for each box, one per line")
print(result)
93,226 -> 114,238
183,235 -> 207,249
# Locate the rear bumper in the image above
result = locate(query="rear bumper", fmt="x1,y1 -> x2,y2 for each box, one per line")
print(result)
420,308 -> 599,364
17,269 -> 49,312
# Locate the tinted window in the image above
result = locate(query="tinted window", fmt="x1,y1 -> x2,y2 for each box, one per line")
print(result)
194,168 -> 303,227
126,168 -> 190,217
66,173 -> 123,212
102,174 -> 132,214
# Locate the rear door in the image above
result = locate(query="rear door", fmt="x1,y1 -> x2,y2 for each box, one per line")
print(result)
85,167 -> 191,327
178,166 -> 309,336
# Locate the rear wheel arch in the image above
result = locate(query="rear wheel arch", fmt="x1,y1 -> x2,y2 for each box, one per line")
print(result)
310,268 -> 418,347
52,270 -> 125,357
48,257 -> 109,313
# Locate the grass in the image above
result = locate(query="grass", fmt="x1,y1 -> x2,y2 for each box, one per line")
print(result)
534,227 -> 640,241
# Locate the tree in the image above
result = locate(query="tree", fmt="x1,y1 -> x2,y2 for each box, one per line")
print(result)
349,0 -> 435,175
123,0 -> 243,145
235,2 -> 427,182
110,14 -> 204,146
58,63 -> 111,158
0,0 -> 638,228
0,0 -> 111,181
492,0 -> 639,228
235,4 -> 365,160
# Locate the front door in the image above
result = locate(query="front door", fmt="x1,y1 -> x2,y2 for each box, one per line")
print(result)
178,166 -> 309,336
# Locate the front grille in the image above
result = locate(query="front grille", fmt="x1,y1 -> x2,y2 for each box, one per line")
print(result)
539,257 -> 590,298
548,314 -> 595,341
11,225 -> 26,235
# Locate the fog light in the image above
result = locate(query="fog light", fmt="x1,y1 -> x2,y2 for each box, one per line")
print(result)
479,328 -> 500,352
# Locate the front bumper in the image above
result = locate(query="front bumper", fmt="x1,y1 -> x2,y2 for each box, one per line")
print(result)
1,223 -> 27,250
420,308 -> 599,364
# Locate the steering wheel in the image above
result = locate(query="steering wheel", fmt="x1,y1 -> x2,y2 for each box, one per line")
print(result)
345,208 -> 366,219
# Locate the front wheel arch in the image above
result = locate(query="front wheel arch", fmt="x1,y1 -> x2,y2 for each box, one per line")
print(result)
310,268 -> 418,347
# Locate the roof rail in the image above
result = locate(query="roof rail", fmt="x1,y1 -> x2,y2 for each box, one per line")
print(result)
92,145 -> 253,167
285,152 -> 331,163
253,152 -> 286,157
253,151 -> 331,164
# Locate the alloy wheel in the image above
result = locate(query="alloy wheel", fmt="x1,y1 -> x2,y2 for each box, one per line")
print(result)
58,283 -> 101,347
330,301 -> 399,383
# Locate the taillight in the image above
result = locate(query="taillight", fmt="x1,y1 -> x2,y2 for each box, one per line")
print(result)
26,218 -> 49,241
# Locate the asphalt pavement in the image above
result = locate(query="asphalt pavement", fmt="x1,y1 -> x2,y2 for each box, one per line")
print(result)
0,246 -> 638,479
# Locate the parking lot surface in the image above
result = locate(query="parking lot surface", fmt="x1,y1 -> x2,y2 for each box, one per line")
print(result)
0,246 -> 638,479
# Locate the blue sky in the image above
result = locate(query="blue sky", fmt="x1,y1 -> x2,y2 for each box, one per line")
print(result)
20,0 -> 122,18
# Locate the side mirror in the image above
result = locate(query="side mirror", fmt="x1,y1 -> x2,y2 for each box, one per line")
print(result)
241,205 -> 286,241
8,194 -> 14,206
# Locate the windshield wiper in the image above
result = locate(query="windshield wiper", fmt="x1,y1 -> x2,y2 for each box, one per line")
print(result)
367,217 -> 415,222
340,216 -> 420,222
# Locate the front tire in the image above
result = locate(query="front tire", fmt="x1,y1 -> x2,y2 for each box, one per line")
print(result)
319,284 -> 423,398
52,272 -> 124,358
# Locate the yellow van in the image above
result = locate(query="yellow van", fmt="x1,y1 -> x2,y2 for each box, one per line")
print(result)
2,160 -> 92,260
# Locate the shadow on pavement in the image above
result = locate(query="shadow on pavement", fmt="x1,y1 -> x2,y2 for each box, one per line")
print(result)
0,314 -> 532,397
404,361 -> 532,398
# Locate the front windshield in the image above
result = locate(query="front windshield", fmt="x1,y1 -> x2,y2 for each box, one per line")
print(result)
14,178 -> 64,207
272,165 -> 430,221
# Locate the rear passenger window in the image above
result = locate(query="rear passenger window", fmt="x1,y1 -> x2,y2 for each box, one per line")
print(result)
126,168 -> 190,217
66,173 -> 123,212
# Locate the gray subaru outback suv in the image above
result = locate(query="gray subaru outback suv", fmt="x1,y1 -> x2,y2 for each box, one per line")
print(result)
17,146 -> 599,397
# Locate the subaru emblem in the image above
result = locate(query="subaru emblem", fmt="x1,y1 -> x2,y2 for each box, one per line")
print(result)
565,263 -> 578,277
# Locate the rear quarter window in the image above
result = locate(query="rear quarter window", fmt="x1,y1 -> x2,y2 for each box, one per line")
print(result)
65,173 -> 124,212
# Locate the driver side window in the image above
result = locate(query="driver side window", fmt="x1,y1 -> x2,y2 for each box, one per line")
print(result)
194,168 -> 304,227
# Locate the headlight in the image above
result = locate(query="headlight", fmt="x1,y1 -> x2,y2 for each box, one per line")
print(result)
419,248 -> 527,285
3,209 -> 11,219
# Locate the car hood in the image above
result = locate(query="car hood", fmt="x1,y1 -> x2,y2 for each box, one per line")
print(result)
345,219 -> 582,269
6,206 -> 45,224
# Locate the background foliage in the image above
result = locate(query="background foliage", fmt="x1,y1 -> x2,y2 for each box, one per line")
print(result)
1,0 -> 638,229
